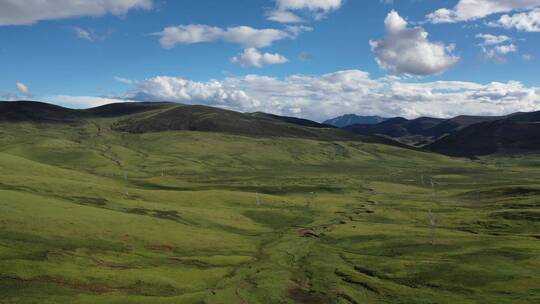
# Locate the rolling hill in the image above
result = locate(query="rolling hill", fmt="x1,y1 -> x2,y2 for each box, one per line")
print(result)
0,100 -> 539,303
0,100 -> 403,147
427,111 -> 540,156
111,104 -> 402,144
3,100 -> 540,157
344,117 -> 444,146
345,115 -> 503,147
0,100 -> 81,123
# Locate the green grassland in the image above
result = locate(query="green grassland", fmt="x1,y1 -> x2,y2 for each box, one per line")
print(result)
0,118 -> 539,303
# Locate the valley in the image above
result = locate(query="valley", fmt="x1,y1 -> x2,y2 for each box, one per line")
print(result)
0,102 -> 539,303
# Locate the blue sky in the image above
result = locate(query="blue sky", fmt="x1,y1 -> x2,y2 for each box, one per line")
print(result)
1,0 -> 539,120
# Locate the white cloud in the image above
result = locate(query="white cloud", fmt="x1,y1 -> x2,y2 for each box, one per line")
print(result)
43,95 -> 134,109
157,24 -> 310,49
267,10 -> 303,23
16,82 -> 32,97
73,27 -> 111,41
493,44 -> 517,54
476,33 -> 511,45
370,11 -> 459,75
267,0 -> 343,23
0,0 -> 152,26
489,9 -> 540,32
427,0 -> 540,24
121,76 -> 260,110
116,70 -> 540,121
476,33 -> 516,62
74,27 -> 93,40
482,43 -> 517,62
114,76 -> 137,84
231,48 -> 288,68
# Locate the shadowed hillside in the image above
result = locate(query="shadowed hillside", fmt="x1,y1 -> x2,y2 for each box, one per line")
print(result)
0,101 -> 80,123
427,112 -> 540,156
1,108 -> 539,304
345,115 -> 503,147
0,101 -> 403,146
83,102 -> 174,117
111,104 -> 403,144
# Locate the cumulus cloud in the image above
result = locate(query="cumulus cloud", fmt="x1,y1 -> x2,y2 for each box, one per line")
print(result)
476,33 -> 517,62
0,0 -> 153,26
476,33 -> 511,45
492,44 -> 517,54
483,44 -> 517,62
370,11 -> 459,76
231,48 -> 288,68
43,96 -> 134,109
16,82 -> 32,97
120,76 -> 259,110
156,24 -> 310,49
489,9 -> 540,32
40,95 -> 135,109
267,0 -> 342,23
116,70 -> 540,121
427,0 -> 540,24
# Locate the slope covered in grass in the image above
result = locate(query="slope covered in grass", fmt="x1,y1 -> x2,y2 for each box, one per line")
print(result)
0,115 -> 539,303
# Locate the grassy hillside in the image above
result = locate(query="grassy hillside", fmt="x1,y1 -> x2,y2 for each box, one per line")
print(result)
427,111 -> 540,157
345,115 -> 503,147
0,115 -> 539,303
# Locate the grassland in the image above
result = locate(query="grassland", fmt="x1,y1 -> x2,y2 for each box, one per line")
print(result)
0,118 -> 539,303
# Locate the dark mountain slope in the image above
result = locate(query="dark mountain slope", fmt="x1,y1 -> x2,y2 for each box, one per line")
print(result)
252,112 -> 334,129
427,112 -> 540,157
0,101 -> 81,123
507,111 -> 540,122
112,104 -> 404,145
345,115 -> 504,146
84,102 -> 174,117
426,115 -> 503,137
324,114 -> 388,128
1,101 -> 401,145
345,117 -> 444,139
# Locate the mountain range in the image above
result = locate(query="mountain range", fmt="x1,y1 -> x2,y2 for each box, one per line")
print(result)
323,114 -> 388,127
2,100 -> 539,157
340,112 -> 540,156
342,115 -> 501,145
0,100 -> 400,147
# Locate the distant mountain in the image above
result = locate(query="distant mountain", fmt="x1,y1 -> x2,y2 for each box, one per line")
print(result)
0,100 -> 403,147
5,100 -> 539,156
0,100 -> 80,123
345,115 -> 501,146
0,100 -> 171,122
112,104 -> 404,145
427,112 -> 540,157
345,117 -> 444,146
323,114 -> 388,128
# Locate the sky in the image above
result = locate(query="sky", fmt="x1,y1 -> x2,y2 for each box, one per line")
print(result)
1,0 -> 540,121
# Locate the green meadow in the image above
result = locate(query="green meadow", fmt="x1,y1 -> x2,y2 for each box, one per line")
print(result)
0,119 -> 539,303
